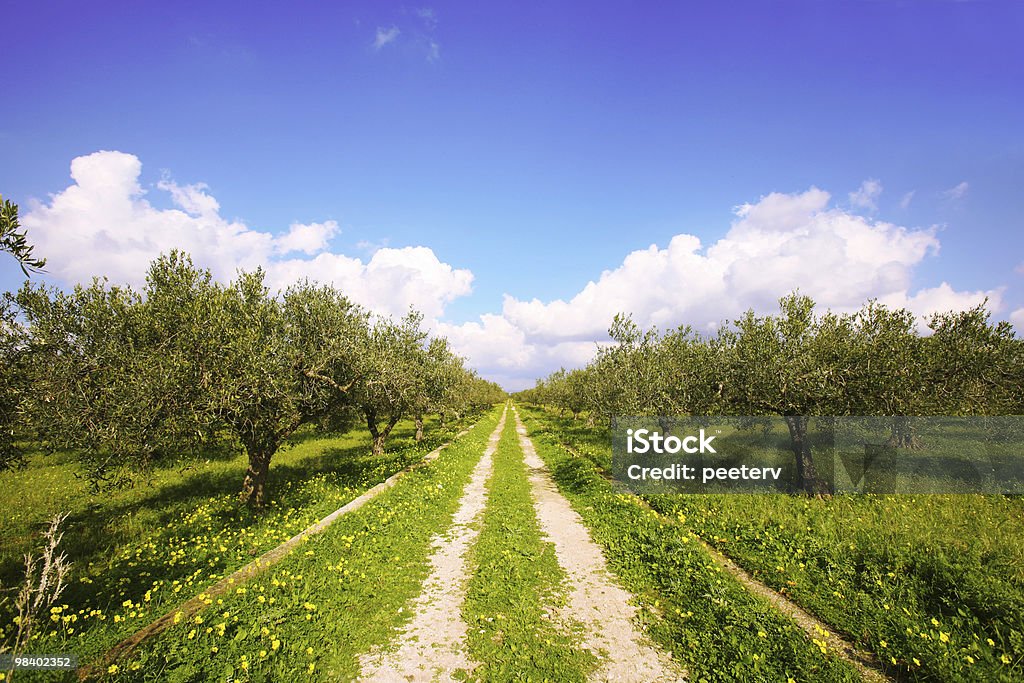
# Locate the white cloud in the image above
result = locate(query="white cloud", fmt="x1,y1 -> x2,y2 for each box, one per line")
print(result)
899,190 -> 915,209
373,26 -> 400,50
270,246 -> 472,319
877,283 -> 1002,330
849,178 -> 882,211
944,181 -> 969,200
275,221 -> 338,255
416,7 -> 438,29
374,11 -> 440,62
445,187 -> 999,390
21,151 -> 473,321
437,315 -> 603,391
156,178 -> 220,217
1012,308 -> 1024,335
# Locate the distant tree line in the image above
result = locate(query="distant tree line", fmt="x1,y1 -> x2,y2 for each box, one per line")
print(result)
515,293 -> 1024,494
1,251 -> 505,506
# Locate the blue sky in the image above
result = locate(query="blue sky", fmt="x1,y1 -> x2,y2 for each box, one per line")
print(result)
2,1 -> 1022,388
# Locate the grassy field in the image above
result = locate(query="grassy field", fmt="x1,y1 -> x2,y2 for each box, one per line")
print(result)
100,407 -> 504,682
531,406 -> 1024,682
0,412 -> 473,680
4,403 -> 1021,682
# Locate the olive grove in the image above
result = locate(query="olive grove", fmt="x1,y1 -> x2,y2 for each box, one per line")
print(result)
517,293 -> 1024,494
6,251 -> 504,506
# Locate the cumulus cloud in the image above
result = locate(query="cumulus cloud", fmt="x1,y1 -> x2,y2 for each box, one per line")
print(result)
899,190 -> 915,209
21,150 -> 473,320
1012,308 -> 1024,335
877,283 -> 1003,326
944,181 -> 969,200
445,187 -> 1001,390
275,221 -> 339,255
373,26 -> 400,49
849,178 -> 882,211
269,247 -> 471,319
22,152 -> 1008,391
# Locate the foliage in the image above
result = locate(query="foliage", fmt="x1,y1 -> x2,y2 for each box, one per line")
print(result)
10,251 -> 499,505
0,298 -> 30,471
517,293 -> 1023,493
350,311 -> 429,457
0,195 -> 45,277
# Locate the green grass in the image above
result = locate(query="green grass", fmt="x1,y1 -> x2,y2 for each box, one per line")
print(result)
519,406 -> 861,683
462,409 -> 596,682
534,407 -> 1024,682
103,407 -> 504,682
0,412 -> 477,679
650,494 -> 1024,682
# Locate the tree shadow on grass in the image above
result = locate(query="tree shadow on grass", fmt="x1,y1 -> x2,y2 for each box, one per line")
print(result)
0,423 -> 456,628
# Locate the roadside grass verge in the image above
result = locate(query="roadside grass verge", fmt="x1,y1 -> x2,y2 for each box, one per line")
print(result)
102,407 -> 503,682
0,413 -> 473,678
519,406 -> 860,683
650,494 -> 1024,682
462,409 -> 595,682
533,407 -> 1024,682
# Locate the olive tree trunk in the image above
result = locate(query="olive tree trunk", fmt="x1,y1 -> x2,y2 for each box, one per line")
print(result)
887,415 -> 922,449
238,447 -> 273,507
365,407 -> 401,456
236,424 -> 294,507
784,415 -> 830,496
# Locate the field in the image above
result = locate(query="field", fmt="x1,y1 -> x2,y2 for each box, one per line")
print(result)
1,403 -> 1022,682
0,414 -> 468,681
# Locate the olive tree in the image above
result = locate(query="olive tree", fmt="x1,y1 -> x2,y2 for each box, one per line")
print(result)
411,337 -> 464,441
352,311 -> 429,456
181,266 -> 368,506
586,315 -> 667,424
16,253 -> 370,506
0,296 -> 30,470
1,194 -> 45,471
15,278 -> 182,488
924,304 -> 1022,416
715,295 -> 833,494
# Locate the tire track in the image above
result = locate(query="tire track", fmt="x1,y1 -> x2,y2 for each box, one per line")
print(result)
513,408 -> 686,682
